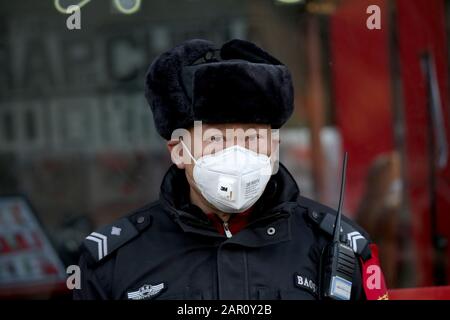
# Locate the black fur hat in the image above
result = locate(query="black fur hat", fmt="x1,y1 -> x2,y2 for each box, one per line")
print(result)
145,39 -> 294,140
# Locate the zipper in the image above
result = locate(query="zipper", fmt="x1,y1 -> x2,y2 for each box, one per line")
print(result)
168,199 -> 295,239
222,221 -> 233,238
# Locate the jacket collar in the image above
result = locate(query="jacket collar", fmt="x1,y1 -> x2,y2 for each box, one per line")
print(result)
159,162 -> 301,244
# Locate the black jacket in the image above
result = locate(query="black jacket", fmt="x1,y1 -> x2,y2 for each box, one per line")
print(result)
73,163 -> 372,300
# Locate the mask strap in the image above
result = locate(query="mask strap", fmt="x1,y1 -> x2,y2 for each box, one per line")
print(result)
179,137 -> 197,165
268,143 -> 279,160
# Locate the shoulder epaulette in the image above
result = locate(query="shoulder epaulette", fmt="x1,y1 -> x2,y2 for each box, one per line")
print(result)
82,202 -> 156,265
299,196 -> 372,261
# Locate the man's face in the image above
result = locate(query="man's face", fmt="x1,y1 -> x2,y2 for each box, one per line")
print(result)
167,122 -> 280,197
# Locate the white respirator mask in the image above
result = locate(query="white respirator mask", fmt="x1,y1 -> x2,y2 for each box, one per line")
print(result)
180,140 -> 275,213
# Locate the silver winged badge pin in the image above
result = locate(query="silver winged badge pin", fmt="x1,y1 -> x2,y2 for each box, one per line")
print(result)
127,283 -> 165,300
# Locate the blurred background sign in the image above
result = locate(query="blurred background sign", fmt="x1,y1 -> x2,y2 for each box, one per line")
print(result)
0,196 -> 66,298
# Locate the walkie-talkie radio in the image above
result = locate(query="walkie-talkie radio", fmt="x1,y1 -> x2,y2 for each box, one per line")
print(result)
321,152 -> 356,300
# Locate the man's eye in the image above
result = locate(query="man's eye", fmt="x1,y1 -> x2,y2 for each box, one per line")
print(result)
210,135 -> 223,142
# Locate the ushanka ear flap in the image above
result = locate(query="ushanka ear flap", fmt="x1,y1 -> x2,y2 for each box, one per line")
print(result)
144,39 -> 217,140
220,39 -> 283,65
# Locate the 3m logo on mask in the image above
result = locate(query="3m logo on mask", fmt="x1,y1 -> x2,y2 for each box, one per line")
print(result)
217,177 -> 236,201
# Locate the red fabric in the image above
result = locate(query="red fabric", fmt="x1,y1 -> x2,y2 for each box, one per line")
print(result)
360,243 -> 389,300
206,208 -> 253,236
396,0 -> 450,287
389,286 -> 450,300
330,0 -> 395,214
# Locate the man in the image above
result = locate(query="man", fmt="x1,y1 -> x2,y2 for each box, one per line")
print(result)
74,39 -> 388,300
